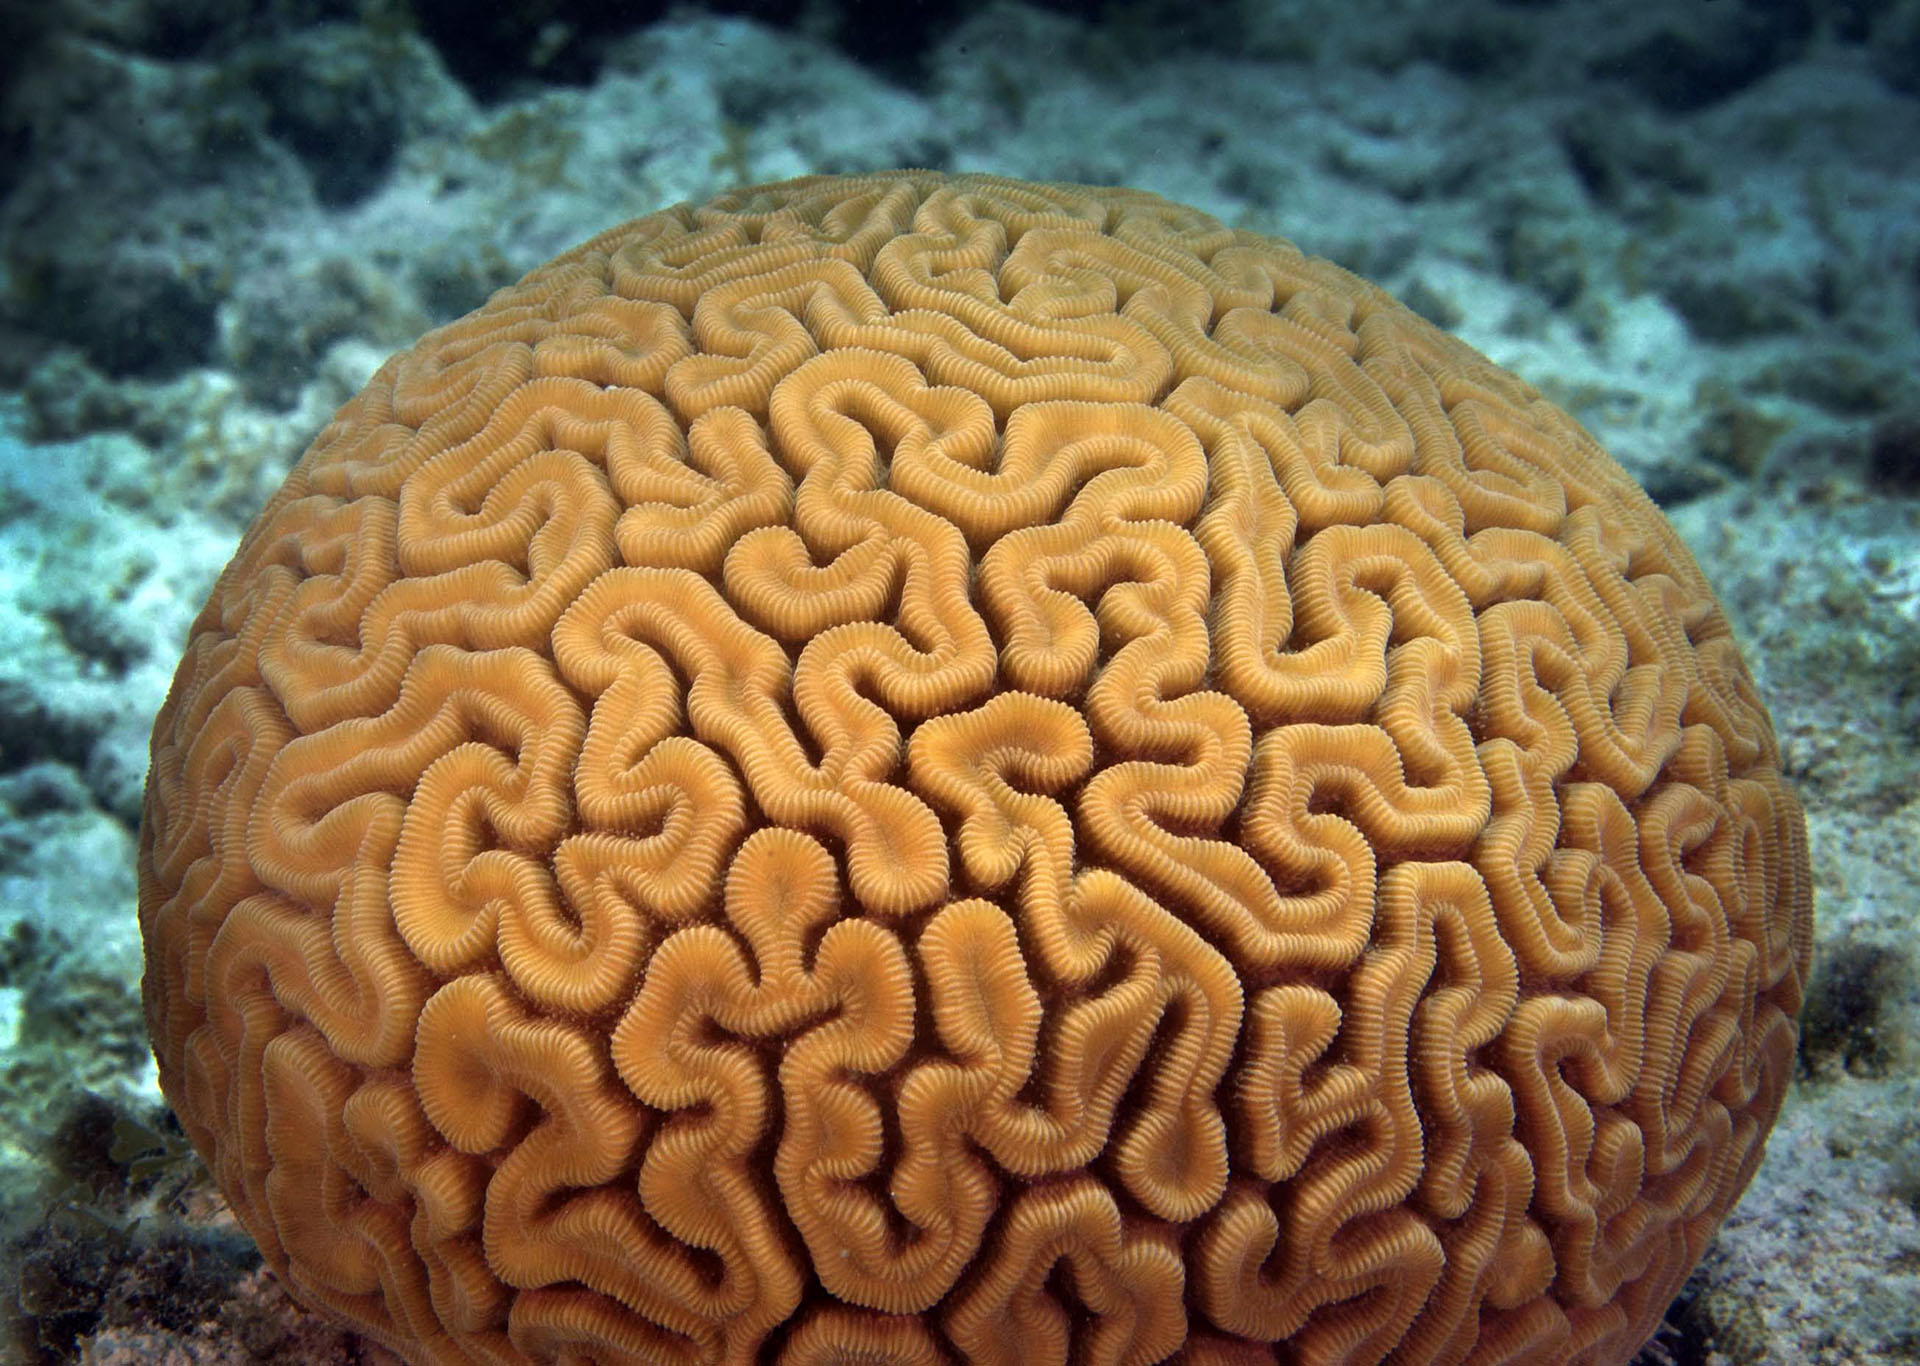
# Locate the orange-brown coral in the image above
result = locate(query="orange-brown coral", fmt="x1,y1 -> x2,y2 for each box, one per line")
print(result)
136,171 -> 1813,1366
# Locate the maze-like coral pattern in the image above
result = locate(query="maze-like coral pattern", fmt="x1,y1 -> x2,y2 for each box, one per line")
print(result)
137,172 -> 1813,1366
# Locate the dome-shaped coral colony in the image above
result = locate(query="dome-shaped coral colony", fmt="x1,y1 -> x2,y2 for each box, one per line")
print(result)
137,172 -> 1813,1365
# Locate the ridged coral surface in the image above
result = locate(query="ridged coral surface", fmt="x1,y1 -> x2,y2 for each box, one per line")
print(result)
136,171 -> 1813,1366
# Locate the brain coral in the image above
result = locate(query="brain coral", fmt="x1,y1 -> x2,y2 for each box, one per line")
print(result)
137,171 -> 1813,1366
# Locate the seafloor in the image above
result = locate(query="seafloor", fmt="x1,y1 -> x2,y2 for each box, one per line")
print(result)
0,1 -> 1915,1362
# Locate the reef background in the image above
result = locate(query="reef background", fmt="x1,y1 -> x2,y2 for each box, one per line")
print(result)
0,1 -> 1915,1361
